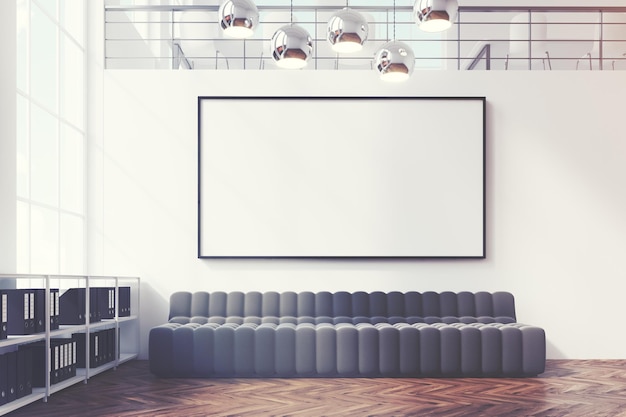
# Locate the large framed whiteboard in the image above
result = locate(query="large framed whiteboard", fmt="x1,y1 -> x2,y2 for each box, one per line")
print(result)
198,96 -> 485,258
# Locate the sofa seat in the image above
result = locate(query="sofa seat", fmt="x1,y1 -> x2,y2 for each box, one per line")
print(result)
149,291 -> 546,378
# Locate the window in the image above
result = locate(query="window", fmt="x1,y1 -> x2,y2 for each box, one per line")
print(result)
16,0 -> 85,275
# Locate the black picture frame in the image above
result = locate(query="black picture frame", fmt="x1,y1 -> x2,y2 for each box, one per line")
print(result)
198,96 -> 486,259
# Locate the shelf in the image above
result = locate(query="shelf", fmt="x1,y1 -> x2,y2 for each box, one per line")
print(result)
0,274 -> 140,415
76,354 -> 137,380
85,361 -> 117,378
52,318 -> 136,335
0,390 -> 46,416
52,325 -> 87,337
119,353 -> 138,365
88,320 -> 118,331
48,375 -> 86,395
118,315 -> 138,324
0,333 -> 46,349
0,320 -> 135,347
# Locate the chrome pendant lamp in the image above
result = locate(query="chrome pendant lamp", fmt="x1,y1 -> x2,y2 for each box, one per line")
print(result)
374,0 -> 415,81
219,0 -> 259,38
271,0 -> 313,69
327,4 -> 369,53
414,0 -> 458,33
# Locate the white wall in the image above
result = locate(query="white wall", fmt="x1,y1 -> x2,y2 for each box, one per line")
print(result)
97,70 -> 626,360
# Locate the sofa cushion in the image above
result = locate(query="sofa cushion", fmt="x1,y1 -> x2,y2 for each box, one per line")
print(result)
151,291 -> 543,378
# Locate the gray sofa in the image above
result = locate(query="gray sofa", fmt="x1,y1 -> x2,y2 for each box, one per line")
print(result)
149,291 -> 545,378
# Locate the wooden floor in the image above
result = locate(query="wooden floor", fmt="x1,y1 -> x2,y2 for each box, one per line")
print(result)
8,360 -> 626,417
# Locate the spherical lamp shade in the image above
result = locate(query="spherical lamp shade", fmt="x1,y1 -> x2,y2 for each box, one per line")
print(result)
219,0 -> 259,38
327,8 -> 369,53
374,40 -> 415,81
271,25 -> 313,69
414,0 -> 458,33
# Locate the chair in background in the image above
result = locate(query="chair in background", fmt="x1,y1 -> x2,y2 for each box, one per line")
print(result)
577,13 -> 626,70
506,12 -> 551,70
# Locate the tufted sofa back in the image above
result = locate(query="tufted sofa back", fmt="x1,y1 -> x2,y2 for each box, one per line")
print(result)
168,291 -> 517,323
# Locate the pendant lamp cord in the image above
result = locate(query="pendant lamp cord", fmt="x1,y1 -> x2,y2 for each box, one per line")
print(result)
290,0 -> 293,24
393,0 -> 396,40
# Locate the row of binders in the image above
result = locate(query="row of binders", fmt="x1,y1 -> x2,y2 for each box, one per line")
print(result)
0,347 -> 32,405
73,328 -> 118,369
1,289 -> 60,338
29,338 -> 77,388
0,287 -> 130,339
0,328 -> 119,406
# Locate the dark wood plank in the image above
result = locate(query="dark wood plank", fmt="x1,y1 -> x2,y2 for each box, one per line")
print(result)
8,360 -> 626,416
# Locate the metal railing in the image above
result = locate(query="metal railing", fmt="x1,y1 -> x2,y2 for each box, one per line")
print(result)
104,4 -> 626,70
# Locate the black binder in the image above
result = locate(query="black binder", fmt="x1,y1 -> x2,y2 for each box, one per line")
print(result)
59,288 -> 84,325
26,290 -> 35,332
93,331 -> 102,367
96,331 -> 104,366
6,290 -> 34,335
69,340 -> 77,377
51,342 -> 62,384
28,341 -> 47,387
73,329 -> 116,368
108,287 -> 116,319
56,341 -> 66,381
98,331 -> 107,366
56,339 -> 71,381
16,346 -> 33,399
107,288 -> 116,318
73,332 -> 100,368
6,350 -> 17,403
60,288 -> 102,324
65,338 -> 76,379
72,332 -> 85,368
90,289 -> 100,323
61,341 -> 70,380
34,289 -> 46,333
95,287 -> 115,320
50,288 -> 60,330
31,339 -> 77,385
119,286 -> 131,317
1,290 -> 7,340
107,327 -> 116,362
0,352 -> 7,405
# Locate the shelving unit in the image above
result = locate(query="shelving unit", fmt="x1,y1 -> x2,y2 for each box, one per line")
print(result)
0,274 -> 140,416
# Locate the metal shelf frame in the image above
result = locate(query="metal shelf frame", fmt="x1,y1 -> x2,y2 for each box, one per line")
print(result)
0,273 -> 140,416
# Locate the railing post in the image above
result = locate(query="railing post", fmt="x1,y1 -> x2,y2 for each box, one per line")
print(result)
599,11 -> 604,70
457,8 -> 461,70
